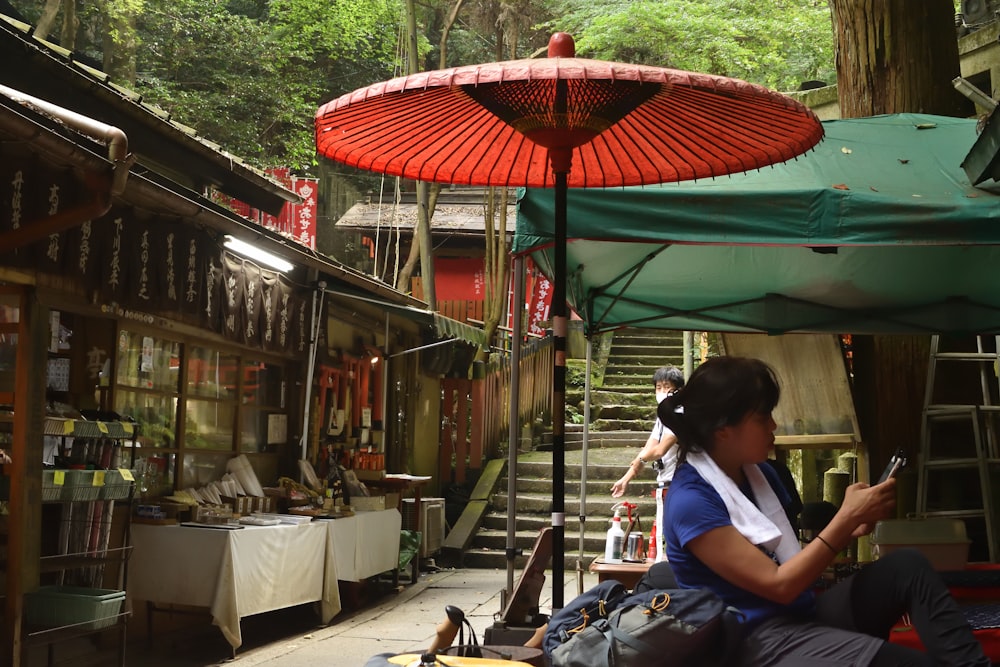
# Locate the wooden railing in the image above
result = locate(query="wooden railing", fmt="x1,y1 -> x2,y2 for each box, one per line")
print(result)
439,335 -> 552,484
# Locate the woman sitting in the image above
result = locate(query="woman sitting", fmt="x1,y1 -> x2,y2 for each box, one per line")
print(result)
659,356 -> 988,667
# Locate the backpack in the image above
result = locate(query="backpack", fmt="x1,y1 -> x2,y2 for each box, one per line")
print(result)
549,587 -> 743,667
542,580 -> 630,660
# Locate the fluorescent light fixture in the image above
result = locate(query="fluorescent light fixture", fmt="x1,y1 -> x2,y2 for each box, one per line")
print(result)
223,235 -> 295,273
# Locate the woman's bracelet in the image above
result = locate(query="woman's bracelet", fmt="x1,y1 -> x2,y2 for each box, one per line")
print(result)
631,457 -> 645,469
815,534 -> 838,554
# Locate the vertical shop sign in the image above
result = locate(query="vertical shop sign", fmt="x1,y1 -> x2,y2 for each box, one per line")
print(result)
277,286 -> 292,352
293,177 -> 318,250
221,253 -> 245,339
78,220 -> 92,280
243,261 -> 263,346
102,217 -> 125,302
203,255 -> 222,333
527,270 -> 552,337
44,182 -> 60,264
136,227 -> 152,302
10,169 -> 23,230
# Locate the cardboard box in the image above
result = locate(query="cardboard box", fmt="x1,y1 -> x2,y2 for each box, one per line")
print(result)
252,496 -> 274,514
871,518 -> 971,571
354,469 -> 386,481
349,492 -> 399,511
222,495 -> 253,515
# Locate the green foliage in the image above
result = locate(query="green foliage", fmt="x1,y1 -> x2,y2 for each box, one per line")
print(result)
5,0 -> 836,171
543,0 -> 835,92
128,0 -> 403,172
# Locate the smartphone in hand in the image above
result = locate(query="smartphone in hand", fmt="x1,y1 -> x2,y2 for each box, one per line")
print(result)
878,448 -> 908,483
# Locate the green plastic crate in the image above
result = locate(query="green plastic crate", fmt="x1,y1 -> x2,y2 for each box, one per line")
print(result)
60,470 -> 102,502
41,469 -> 63,502
99,469 -> 135,500
24,585 -> 125,630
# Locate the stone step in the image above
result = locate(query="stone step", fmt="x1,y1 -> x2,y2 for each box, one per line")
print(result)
567,391 -> 652,407
472,527 -> 613,553
562,430 -> 648,446
459,547 -> 599,572
586,404 -> 657,422
491,482 -> 656,517
458,325 -> 682,570
510,460 -> 652,482
591,418 -> 654,431
481,512 -> 654,535
491,492 -> 658,517
611,329 -> 684,342
603,372 -> 665,386
605,360 -> 683,375
512,477 -> 658,497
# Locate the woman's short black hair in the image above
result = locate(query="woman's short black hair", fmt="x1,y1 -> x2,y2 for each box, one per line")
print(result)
657,356 -> 780,461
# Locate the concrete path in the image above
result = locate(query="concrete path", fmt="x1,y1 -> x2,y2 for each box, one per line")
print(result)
124,567 -> 601,667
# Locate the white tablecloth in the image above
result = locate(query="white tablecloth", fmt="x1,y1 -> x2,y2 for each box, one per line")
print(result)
129,521 -> 340,649
325,509 -> 402,581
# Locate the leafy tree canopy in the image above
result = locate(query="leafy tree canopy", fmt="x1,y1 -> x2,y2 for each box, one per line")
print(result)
544,0 -> 835,91
5,0 -> 836,172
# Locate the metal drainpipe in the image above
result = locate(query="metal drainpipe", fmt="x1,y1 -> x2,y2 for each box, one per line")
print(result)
0,84 -> 132,253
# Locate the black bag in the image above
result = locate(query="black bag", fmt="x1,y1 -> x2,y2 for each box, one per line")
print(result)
543,580 -> 630,660
550,587 -> 743,667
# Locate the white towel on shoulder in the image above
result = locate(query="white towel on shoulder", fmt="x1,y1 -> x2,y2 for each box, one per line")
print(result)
686,451 -> 801,564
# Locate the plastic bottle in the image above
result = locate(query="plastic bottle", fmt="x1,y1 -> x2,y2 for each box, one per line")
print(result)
604,508 -> 625,563
647,520 -> 658,561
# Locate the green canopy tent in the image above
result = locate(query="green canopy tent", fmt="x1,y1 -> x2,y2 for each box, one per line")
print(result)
513,113 -> 1000,335
514,114 -> 1000,574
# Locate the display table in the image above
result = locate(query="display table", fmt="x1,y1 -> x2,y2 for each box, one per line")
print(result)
366,476 -> 430,583
325,509 -> 402,581
588,557 -> 654,590
129,521 -> 340,651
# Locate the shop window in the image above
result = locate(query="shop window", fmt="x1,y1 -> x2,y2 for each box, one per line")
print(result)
187,347 -> 238,400
114,390 -> 178,449
240,359 -> 287,453
185,401 -> 236,450
111,330 -> 291,493
185,346 -> 237,451
115,331 -> 180,392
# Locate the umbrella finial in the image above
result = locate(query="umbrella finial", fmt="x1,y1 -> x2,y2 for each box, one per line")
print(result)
548,32 -> 575,58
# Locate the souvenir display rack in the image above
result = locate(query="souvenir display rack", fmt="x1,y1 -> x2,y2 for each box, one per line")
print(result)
1,415 -> 136,667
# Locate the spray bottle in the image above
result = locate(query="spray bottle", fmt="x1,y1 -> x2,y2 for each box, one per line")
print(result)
604,506 -> 625,563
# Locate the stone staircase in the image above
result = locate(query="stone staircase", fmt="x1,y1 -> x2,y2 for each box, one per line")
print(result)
458,328 -> 686,570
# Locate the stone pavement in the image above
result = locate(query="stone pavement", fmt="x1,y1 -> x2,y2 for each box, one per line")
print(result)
124,566 -> 601,667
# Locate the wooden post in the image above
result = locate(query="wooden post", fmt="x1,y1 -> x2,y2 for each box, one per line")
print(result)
3,288 -> 44,667
469,362 -> 486,469
439,383 -> 454,483
455,379 -> 469,484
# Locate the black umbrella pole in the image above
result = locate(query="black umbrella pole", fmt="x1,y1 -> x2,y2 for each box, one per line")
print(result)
551,171 -> 568,611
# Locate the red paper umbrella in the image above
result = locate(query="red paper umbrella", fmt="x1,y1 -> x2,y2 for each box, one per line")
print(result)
316,33 -> 823,608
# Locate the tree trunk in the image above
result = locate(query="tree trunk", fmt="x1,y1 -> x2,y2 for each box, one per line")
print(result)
395,0 -> 439,306
102,1 -> 138,84
830,0 -> 970,118
475,187 -> 509,363
33,0 -> 62,41
59,0 -> 78,51
828,0 -> 967,488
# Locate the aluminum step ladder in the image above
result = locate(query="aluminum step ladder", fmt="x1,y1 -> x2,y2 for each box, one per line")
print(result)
918,335 -> 999,562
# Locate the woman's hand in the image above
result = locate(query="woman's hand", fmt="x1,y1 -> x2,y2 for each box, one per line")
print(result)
840,479 -> 896,530
611,477 -> 629,498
